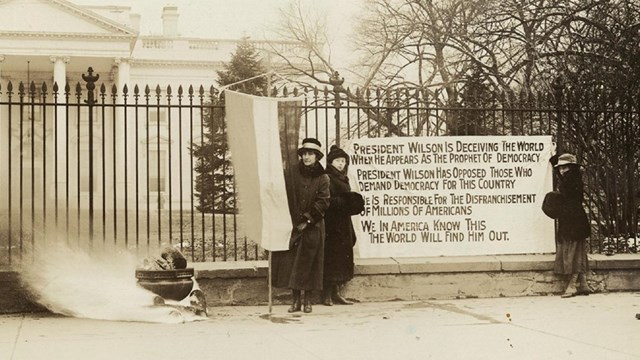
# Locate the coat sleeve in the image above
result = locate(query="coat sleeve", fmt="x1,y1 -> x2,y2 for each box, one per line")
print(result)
327,193 -> 347,213
303,174 -> 331,225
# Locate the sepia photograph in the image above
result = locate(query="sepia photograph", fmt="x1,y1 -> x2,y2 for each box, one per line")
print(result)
0,0 -> 639,359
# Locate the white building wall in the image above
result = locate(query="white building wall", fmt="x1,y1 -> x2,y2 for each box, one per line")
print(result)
0,1 -> 301,213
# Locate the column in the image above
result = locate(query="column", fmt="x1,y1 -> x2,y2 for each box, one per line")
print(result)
114,57 -> 133,208
115,57 -> 131,94
50,56 -> 70,209
51,56 -> 70,92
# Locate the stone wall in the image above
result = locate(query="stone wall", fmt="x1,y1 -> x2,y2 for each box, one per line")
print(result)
192,254 -> 640,306
2,254 -> 640,313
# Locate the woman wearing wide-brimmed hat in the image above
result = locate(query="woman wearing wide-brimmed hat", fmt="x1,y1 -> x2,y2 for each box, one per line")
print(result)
271,138 -> 330,313
322,145 -> 364,306
549,153 -> 592,298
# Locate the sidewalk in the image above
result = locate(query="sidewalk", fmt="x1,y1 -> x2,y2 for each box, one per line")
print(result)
2,293 -> 640,360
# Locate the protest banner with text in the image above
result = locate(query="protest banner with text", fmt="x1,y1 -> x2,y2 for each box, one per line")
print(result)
347,136 -> 556,258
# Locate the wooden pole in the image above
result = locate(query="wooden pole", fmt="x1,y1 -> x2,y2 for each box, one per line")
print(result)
266,69 -> 273,315
268,250 -> 273,314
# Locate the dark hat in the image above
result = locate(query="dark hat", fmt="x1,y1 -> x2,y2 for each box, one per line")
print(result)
554,153 -> 579,167
326,145 -> 349,165
297,138 -> 323,160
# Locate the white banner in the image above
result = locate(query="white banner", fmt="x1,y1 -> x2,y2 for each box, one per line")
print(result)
347,136 -> 556,258
225,90 -> 300,251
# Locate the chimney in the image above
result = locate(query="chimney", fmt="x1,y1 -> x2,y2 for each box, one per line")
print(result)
129,13 -> 141,33
161,5 -> 179,37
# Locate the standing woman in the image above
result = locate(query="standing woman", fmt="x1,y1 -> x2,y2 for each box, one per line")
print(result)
552,153 -> 591,298
272,138 -> 330,313
322,145 -> 364,306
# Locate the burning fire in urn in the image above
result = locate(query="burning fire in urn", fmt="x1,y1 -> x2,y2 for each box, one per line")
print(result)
21,240 -> 207,324
136,246 -> 207,317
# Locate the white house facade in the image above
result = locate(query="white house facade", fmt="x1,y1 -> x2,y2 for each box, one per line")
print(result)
0,0 -> 297,212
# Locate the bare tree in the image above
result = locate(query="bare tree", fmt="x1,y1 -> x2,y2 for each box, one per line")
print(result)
270,1 -> 336,86
269,0 -> 639,245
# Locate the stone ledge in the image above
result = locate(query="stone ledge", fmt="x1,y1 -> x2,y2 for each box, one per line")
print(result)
3,254 -> 640,312
498,254 -> 556,271
354,257 -> 400,275
590,254 -> 640,270
189,254 -> 640,278
193,260 -> 267,279
394,256 -> 502,273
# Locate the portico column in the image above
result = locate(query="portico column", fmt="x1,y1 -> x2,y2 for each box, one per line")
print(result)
116,57 -> 131,94
51,56 -> 69,92
114,57 -> 133,208
50,56 -> 70,210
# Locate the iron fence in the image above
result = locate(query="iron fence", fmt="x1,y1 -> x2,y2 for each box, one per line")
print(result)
0,68 -> 255,266
0,68 -> 637,265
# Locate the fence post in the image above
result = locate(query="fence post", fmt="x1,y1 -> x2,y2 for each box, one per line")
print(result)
82,67 -> 99,245
329,71 -> 344,148
553,76 -> 565,153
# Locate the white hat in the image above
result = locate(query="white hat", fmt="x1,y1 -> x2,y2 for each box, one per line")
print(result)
554,153 -> 579,167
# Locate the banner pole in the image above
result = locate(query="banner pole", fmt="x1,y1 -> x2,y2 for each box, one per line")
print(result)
268,250 -> 273,314
267,71 -> 273,316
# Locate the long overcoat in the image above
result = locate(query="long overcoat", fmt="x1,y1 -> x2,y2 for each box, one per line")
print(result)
554,167 -> 590,274
323,164 -> 359,286
272,162 -> 330,291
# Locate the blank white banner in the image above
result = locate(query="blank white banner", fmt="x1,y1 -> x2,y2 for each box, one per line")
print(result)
225,90 -> 301,251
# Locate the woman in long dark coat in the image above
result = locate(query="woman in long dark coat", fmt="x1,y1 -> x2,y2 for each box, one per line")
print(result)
552,153 -> 591,298
322,145 -> 364,306
272,138 -> 330,313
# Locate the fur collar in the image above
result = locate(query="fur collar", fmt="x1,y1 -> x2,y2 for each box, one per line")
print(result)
299,161 -> 325,177
326,164 -> 349,183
